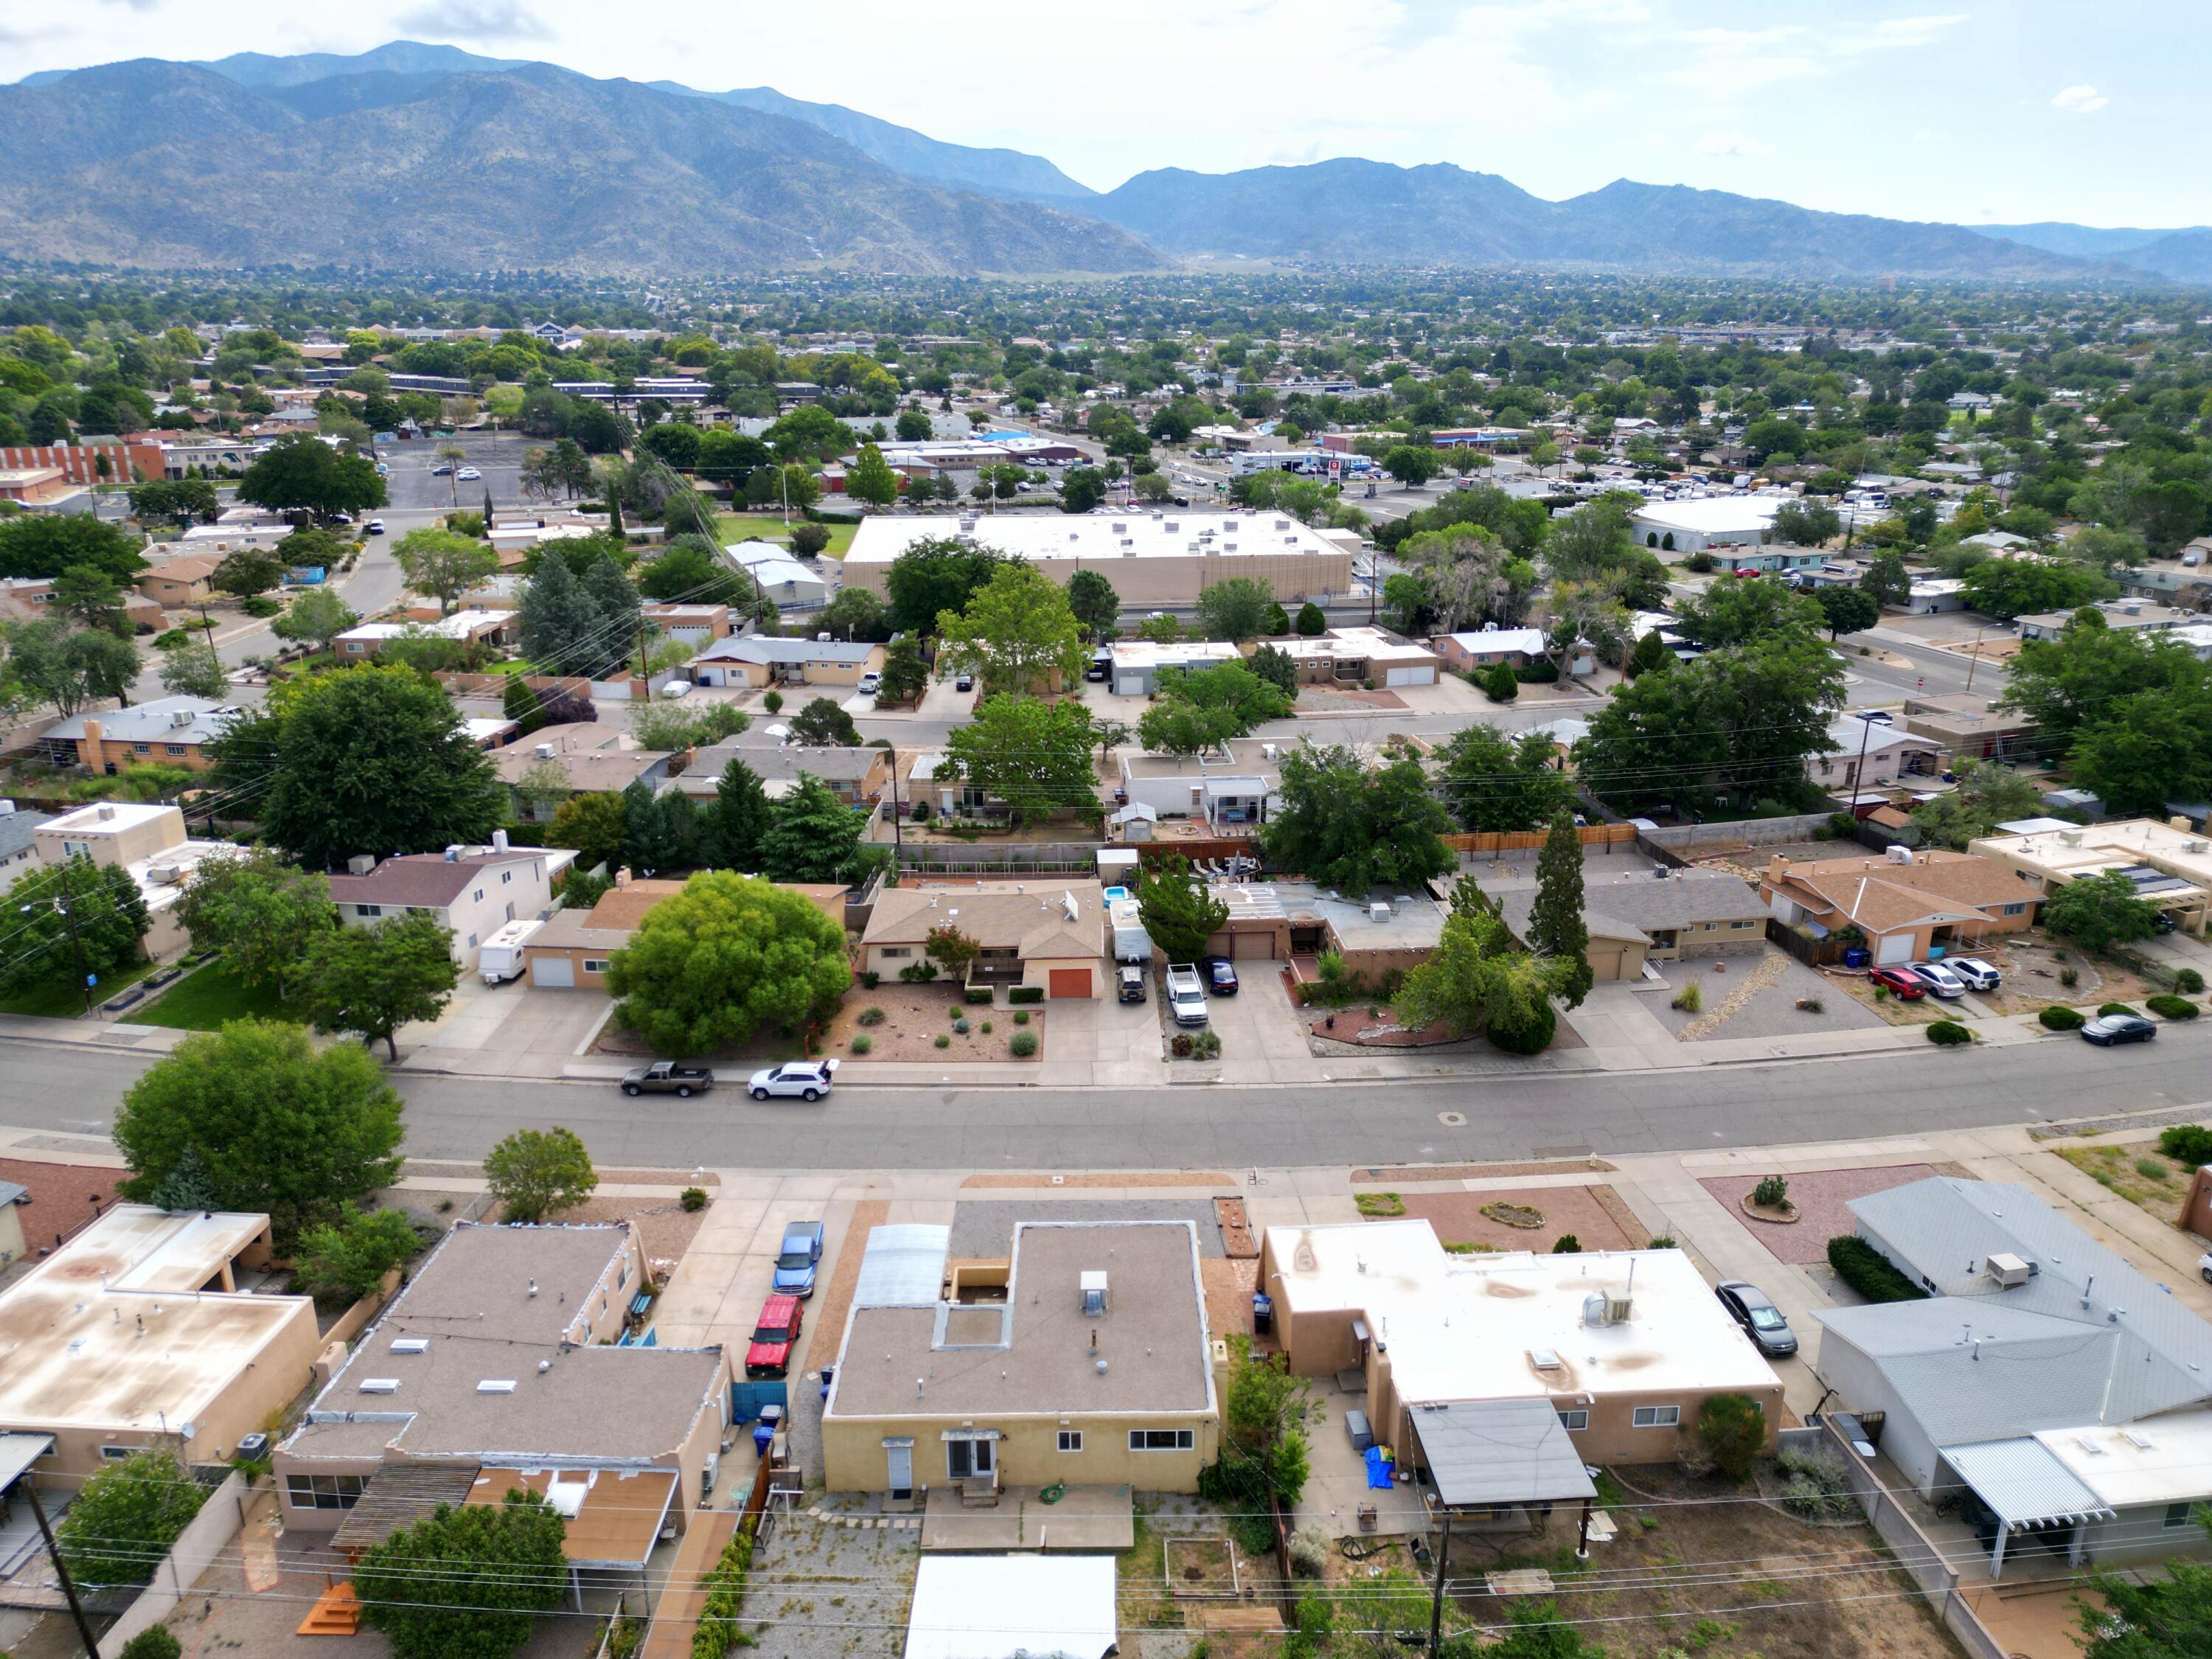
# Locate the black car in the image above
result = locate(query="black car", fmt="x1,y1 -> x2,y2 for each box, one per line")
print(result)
2081,1014 -> 2157,1046
1715,1281 -> 1798,1358
1204,957 -> 1239,995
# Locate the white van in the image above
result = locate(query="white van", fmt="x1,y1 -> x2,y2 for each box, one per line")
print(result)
479,919 -> 544,986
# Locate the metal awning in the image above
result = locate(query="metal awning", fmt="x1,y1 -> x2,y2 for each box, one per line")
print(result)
1411,1399 -> 1597,1512
0,1432 -> 54,1491
1944,1439 -> 2113,1531
852,1225 -> 950,1310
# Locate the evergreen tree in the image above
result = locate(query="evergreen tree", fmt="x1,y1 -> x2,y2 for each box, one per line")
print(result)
619,779 -> 675,876
145,1144 -> 219,1212
709,758 -> 772,870
516,553 -> 599,678
760,773 -> 863,883
1530,808 -> 1593,1009
580,552 -> 641,675
655,790 -> 703,872
1135,854 -> 1230,961
502,673 -> 546,737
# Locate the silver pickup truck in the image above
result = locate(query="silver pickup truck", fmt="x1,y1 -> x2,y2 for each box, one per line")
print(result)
1164,964 -> 1209,1026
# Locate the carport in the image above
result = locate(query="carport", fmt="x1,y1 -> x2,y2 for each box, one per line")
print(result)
1942,1438 -> 2112,1578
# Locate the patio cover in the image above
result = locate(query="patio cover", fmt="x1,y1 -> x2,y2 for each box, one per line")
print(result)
902,1554 -> 1118,1659
1943,1438 -> 2113,1575
1410,1399 -> 1598,1511
0,1432 -> 53,1492
853,1225 -> 951,1310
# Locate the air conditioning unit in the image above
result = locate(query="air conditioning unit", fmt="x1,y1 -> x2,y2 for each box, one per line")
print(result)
146,863 -> 184,885
1984,1253 -> 2034,1288
1367,901 -> 1392,923
534,742 -> 556,760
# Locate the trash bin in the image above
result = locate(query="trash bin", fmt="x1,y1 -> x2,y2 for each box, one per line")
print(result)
1842,947 -> 1871,970
1251,1293 -> 1273,1336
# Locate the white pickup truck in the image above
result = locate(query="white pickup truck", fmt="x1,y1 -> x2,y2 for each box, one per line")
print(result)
1164,964 -> 1209,1026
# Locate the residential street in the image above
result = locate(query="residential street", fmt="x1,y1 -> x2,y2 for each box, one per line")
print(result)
2,1021 -> 2202,1170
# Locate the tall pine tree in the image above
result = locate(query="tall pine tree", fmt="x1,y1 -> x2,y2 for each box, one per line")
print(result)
517,553 -> 599,678
580,552 -> 641,677
1529,808 -> 1593,1009
709,757 -> 772,871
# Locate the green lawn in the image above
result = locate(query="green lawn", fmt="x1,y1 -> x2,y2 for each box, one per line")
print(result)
714,514 -> 857,557
133,963 -> 310,1030
0,956 -> 162,1020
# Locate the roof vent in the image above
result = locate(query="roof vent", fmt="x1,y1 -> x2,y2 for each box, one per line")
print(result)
2124,1430 -> 2155,1450
476,1380 -> 517,1394
389,1338 -> 429,1355
1528,1347 -> 1563,1371
358,1378 -> 400,1394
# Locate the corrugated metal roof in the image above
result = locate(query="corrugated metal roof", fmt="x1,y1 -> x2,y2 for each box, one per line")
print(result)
1410,1398 -> 1596,1510
852,1225 -> 950,1310
1941,1438 -> 2112,1529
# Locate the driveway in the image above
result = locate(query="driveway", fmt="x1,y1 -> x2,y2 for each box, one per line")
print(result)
1037,989 -> 1161,1087
1186,967 -> 1328,1084
397,981 -> 614,1075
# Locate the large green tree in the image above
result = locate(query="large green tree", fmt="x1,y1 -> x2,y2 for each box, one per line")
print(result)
1137,660 -> 1290,755
2042,869 -> 2166,955
174,845 -> 337,993
239,434 -> 386,521
883,536 -> 1006,636
942,695 -> 1098,826
1396,880 -> 1569,1044
846,442 -> 900,509
546,791 -> 628,874
1259,746 -> 1455,894
605,871 -> 851,1054
1065,568 -> 1121,639
787,696 -> 860,747
1529,809 -> 1593,1009
1957,557 -> 2116,619
1905,759 -> 2045,849
214,665 -> 502,866
271,586 -> 361,652
0,858 -> 150,1001
297,911 -> 462,1060
759,773 -> 866,883
0,513 -> 147,582
484,1127 -> 599,1223
354,1491 -> 567,1659
934,561 -> 1091,695
1194,576 -> 1276,642
708,757 -> 773,870
2078,1506 -> 2212,1659
1135,854 -> 1230,961
1435,723 -> 1576,832
394,528 -> 500,617
115,1018 -> 404,1243
2,618 -> 142,716
56,1450 -> 209,1591
291,1204 -> 420,1303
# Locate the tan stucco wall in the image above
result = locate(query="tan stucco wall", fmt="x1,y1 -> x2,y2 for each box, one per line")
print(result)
821,1410 -> 1217,1495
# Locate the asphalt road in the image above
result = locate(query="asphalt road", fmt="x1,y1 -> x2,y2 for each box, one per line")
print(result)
6,1023 -> 2203,1172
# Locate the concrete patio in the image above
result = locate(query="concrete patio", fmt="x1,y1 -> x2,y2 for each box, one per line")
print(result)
919,1483 -> 1133,1550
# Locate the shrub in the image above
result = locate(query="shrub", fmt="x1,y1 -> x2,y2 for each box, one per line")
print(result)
1795,997 -> 1824,1013
897,959 -> 940,983
680,1187 -> 707,1212
2176,968 -> 2206,995
1288,1526 -> 1329,1579
1697,1394 -> 1767,1484
1775,1448 -> 1855,1521
2059,967 -> 2079,988
1671,981 -> 1703,1014
980,1020 -> 992,1033
1008,985 -> 1043,1004
762,690 -> 783,714
933,1034 -> 950,1048
1013,1009 -> 1030,1024
1827,1235 -> 1927,1302
2098,1002 -> 2138,1018
1170,1032 -> 1194,1057
856,1006 -> 886,1026
1826,811 -> 1860,838
119,1631 -> 184,1659
691,1528 -> 755,1659
2039,1004 -> 2086,1029
1514,659 -> 1560,684
1192,1029 -> 1222,1059
2157,1124 -> 2212,1165
151,627 -> 192,651
1486,999 -> 1555,1054
2147,994 -> 2199,1020
1926,1020 -> 1975,1046
952,1017 -> 969,1034
239,595 -> 282,617
849,1034 -> 872,1054
1751,1175 -> 1790,1208
963,987 -> 993,1004
1648,1234 -> 1677,1249
1009,1031 -> 1039,1058
1551,1234 -> 1581,1253
858,970 -> 880,990
1482,662 -> 1518,702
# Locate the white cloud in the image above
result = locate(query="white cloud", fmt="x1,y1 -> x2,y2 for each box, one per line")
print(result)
1692,131 -> 1775,159
393,0 -> 551,41
2052,83 -> 2110,114
1865,14 -> 1969,49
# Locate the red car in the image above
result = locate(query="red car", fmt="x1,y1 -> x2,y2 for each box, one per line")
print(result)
1868,965 -> 1927,1000
745,1293 -> 804,1377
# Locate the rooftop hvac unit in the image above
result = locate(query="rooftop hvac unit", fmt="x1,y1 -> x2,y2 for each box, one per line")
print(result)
1983,1253 -> 2034,1288
1367,901 -> 1392,922
1262,742 -> 1278,760
389,1338 -> 430,1354
2187,841 -> 2211,855
1079,1271 -> 1109,1315
347,853 -> 377,875
1582,1290 -> 1633,1326
535,742 -> 556,760
1886,844 -> 1915,864
146,863 -> 184,885
358,1378 -> 400,1394
171,709 -> 195,728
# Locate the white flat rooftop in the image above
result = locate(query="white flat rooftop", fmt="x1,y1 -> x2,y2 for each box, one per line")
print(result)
2034,1412 -> 2212,1511
846,512 -> 1351,567
1627,495 -> 1786,535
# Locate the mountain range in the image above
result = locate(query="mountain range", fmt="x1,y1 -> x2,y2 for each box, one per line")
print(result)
5,41 -> 2208,285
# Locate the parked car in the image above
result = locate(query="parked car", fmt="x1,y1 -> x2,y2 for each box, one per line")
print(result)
430,463 -> 454,476
745,1294 -> 804,1377
1868,966 -> 1927,1000
856,671 -> 880,695
457,466 -> 483,481
621,1061 -> 714,1097
327,511 -> 353,525
2199,1250 -> 2212,1286
1117,964 -> 1148,1004
1715,1281 -> 1798,1357
1204,957 -> 1239,995
2081,1014 -> 2156,1046
954,673 -> 974,692
1907,961 -> 1967,999
748,1059 -> 840,1100
365,518 -> 387,535
1947,957 -> 2002,992
1852,709 -> 1895,725
772,1221 -> 825,1298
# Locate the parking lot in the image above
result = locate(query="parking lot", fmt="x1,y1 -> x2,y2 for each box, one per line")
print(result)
376,429 -> 535,512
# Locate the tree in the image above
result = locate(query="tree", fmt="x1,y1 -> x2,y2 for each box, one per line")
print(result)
484,1127 -> 599,1222
353,1491 -> 567,1659
1958,557 -> 2117,620
1906,759 -> 2045,849
3,618 -> 142,715
1812,585 -> 1881,639
787,696 -> 860,747
1859,550 -> 1912,608
759,773 -> 866,883
52,564 -> 133,636
516,553 -> 603,677
1383,571 -> 1436,634
819,586 -> 892,643
876,636 -> 927,706
1674,575 -> 1825,649
0,512 -> 147,582
1382,444 -> 1439,488
1066,568 -> 1121,639
1483,661 -> 1518,703
942,695 -> 1099,826
1060,466 -> 1108,513
239,434 -> 386,521
114,1018 -> 403,1243
1135,854 -> 1229,961
788,521 -> 832,558
548,791 -> 629,873
1697,1393 -> 1767,1484
884,536 -> 1007,636
271,585 -> 360,651
1436,725 -> 1573,832
1138,613 -> 1185,644
292,1204 -> 420,1302
634,538 -> 744,609
1248,641 -> 1298,699
211,548 -> 285,600
0,857 -> 149,1001
2078,1509 -> 2212,1659
175,844 -> 336,992
708,759 -> 773,870
394,528 -> 499,617
846,442 -> 900,509
298,911 -> 463,1060
1530,809 -> 1593,1009
129,477 -> 218,528
605,871 -> 851,1054
923,925 -> 981,980
158,639 -> 229,698
934,561 -> 1091,695
1395,880 -> 1568,1043
1194,575 -> 1276,642
1545,495 -> 1638,582
1295,601 -> 1327,636
1260,747 -> 1455,894
1138,660 -> 1291,755
2042,869 -> 2166,955
212,667 -> 501,866
55,1451 -> 208,1591
1770,499 -> 1842,546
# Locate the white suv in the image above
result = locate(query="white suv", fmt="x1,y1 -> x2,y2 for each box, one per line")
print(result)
748,1060 -> 841,1101
1948,957 -> 2002,992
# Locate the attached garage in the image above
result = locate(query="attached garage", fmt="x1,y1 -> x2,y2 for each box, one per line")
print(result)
1385,666 -> 1436,687
1047,967 -> 1094,999
1231,931 -> 1277,961
531,956 -> 575,988
1116,675 -> 1147,697
1877,933 -> 1915,966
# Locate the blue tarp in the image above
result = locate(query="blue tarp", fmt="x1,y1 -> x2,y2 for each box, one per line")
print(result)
1364,1447 -> 1395,1490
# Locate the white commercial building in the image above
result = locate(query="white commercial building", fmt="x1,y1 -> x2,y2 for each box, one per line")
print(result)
1627,494 -> 1785,553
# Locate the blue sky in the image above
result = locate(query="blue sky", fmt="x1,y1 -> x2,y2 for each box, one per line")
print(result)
7,0 -> 2205,225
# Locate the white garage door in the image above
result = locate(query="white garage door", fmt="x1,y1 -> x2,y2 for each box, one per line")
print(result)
1876,933 -> 1914,966
1385,666 -> 1436,687
532,956 -> 574,987
1116,676 -> 1147,697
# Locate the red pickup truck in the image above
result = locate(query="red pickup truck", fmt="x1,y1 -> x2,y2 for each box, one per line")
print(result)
745,1294 -> 804,1378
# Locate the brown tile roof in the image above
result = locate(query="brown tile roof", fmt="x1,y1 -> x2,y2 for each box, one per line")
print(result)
1768,850 -> 2032,934
327,852 -> 540,909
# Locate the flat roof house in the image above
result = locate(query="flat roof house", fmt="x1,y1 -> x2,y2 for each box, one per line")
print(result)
335,608 -> 515,661
1274,626 -> 1440,688
726,541 -> 830,611
36,695 -> 237,774
861,878 -> 1106,1000
0,1206 -> 321,1481
35,800 -> 240,957
1816,1178 -> 2212,1577
1432,627 -> 1549,673
1261,1220 -> 1783,1479
326,841 -> 573,969
1102,639 -> 1242,697
1119,739 -> 1281,830
1203,880 -> 1444,982
275,1222 -> 728,1581
821,1221 -> 1221,1499
1968,818 -> 2212,937
1900,693 -> 2038,764
675,740 -> 892,807
686,636 -> 886,689
1760,848 -> 2039,965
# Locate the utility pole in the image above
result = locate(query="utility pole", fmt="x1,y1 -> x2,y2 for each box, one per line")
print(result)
1426,1512 -> 1453,1659
1962,621 -> 1990,695
26,1481 -> 100,1659
887,745 -> 903,877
